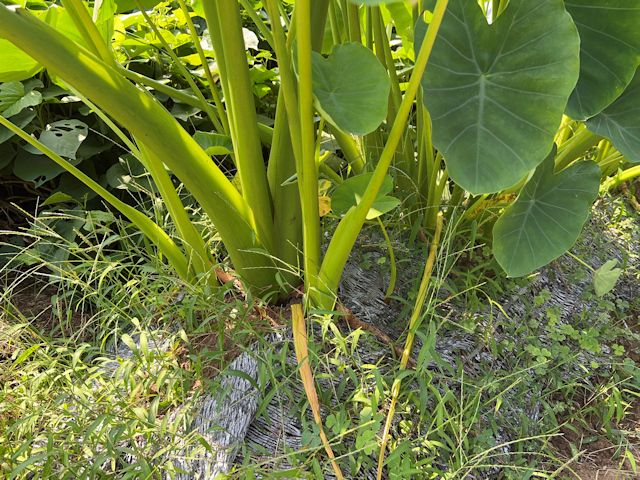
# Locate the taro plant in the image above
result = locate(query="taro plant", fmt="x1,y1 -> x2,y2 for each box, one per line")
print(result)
1,0 -> 640,311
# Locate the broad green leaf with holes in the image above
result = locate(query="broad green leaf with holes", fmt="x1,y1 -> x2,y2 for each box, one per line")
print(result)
193,131 -> 234,156
593,260 -> 622,297
0,81 -> 42,117
564,1 -> 640,121
585,66 -> 640,164
493,147 -> 600,277
311,42 -> 390,136
416,0 -> 580,194
24,119 -> 88,159
331,173 -> 400,220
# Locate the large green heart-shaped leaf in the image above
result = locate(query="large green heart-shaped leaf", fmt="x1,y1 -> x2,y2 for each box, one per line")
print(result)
416,0 -> 580,194
564,1 -> 640,121
493,147 -> 600,277
311,42 -> 390,136
331,173 -> 400,220
585,66 -> 640,164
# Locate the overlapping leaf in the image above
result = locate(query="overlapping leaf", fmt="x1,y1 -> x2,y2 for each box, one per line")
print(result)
585,66 -> 640,164
493,147 -> 601,277
564,0 -> 640,121
416,0 -> 580,194
311,42 -> 390,136
331,173 -> 400,220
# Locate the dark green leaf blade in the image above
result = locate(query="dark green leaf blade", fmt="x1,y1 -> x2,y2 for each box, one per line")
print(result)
564,1 -> 640,121
416,0 -> 580,194
493,148 -> 600,277
585,66 -> 640,163
312,43 -> 390,136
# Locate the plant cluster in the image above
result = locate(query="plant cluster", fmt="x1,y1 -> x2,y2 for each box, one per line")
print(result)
2,0 -> 640,477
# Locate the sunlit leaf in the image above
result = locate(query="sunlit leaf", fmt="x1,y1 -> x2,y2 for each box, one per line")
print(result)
593,260 -> 622,297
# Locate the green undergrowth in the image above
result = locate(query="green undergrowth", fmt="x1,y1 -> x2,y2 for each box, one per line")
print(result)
1,196 -> 640,479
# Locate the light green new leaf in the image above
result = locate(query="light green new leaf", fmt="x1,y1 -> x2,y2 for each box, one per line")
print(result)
493,148 -> 601,277
585,66 -> 640,164
564,1 -> 640,121
41,191 -> 74,206
0,81 -> 42,116
311,42 -> 390,136
593,260 -> 622,297
331,173 -> 400,220
416,0 -> 580,194
193,131 -> 234,155
0,38 -> 44,82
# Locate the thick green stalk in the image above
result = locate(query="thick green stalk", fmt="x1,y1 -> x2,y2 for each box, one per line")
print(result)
267,92 -> 304,290
608,164 -> 640,188
554,128 -> 603,172
373,6 -> 413,193
264,0 -> 303,166
265,0 -> 305,289
365,7 -> 373,50
309,0 -> 330,52
297,0 -> 322,297
315,0 -> 450,309
417,105 -> 434,203
328,0 -> 342,45
0,114 -> 192,282
0,6 -> 278,288
177,0 -> 229,134
68,85 -> 214,285
213,0 -> 276,254
340,0 -> 350,40
346,1 -> 361,43
330,126 -> 364,173
137,142 -> 217,286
